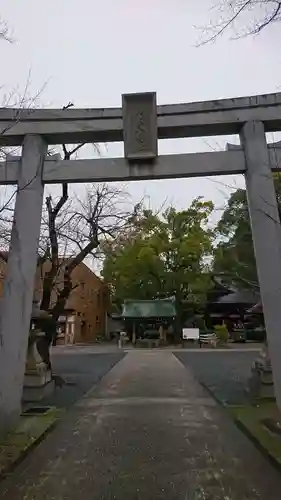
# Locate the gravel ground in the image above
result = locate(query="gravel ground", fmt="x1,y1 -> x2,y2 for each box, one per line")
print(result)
175,350 -> 258,405
32,352 -> 126,410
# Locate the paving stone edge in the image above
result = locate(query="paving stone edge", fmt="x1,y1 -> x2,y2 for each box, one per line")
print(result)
0,409 -> 62,481
196,379 -> 281,473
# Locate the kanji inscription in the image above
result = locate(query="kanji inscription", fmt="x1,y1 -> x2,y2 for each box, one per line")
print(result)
122,92 -> 158,160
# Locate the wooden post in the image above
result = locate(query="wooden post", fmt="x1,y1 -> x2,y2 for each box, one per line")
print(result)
0,135 -> 47,429
132,323 -> 136,345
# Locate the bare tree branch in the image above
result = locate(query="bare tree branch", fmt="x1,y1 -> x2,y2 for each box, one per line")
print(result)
46,184 -> 132,321
0,17 -> 14,43
198,0 -> 281,44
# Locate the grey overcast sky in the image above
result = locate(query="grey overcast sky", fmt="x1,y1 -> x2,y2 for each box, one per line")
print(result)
1,0 -> 281,211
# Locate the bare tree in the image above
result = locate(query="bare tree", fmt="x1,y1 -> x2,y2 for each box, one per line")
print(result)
39,181 -> 131,321
33,179 -> 132,373
199,0 -> 281,44
0,72 -> 49,240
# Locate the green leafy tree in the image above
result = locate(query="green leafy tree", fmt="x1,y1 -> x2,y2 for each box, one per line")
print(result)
214,175 -> 281,289
102,198 -> 214,337
213,188 -> 258,289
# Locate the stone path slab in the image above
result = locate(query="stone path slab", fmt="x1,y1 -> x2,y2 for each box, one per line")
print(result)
0,350 -> 281,499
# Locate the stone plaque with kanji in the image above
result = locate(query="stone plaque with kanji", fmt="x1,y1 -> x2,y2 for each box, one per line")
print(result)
122,92 -> 158,160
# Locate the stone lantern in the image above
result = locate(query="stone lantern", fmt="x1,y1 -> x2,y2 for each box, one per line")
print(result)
22,302 -> 55,402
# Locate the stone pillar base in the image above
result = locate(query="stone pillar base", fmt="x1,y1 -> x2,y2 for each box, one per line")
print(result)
22,379 -> 55,402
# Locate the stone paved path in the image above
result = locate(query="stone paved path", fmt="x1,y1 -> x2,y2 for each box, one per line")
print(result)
1,351 -> 281,499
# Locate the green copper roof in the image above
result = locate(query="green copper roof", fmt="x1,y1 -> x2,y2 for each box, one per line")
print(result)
122,298 -> 176,319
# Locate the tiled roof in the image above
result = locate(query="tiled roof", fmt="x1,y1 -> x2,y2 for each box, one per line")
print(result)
122,298 -> 176,319
215,290 -> 259,305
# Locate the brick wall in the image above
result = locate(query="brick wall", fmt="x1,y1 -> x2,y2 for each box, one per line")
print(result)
0,257 -> 109,343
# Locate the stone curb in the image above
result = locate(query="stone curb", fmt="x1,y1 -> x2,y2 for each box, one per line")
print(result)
195,379 -> 228,408
233,416 -> 281,473
0,408 -> 61,481
197,379 -> 281,473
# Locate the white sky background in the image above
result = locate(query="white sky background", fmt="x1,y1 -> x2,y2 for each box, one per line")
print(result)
0,0 -> 281,219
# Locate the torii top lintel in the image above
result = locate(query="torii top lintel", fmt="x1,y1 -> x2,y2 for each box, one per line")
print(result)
0,91 -> 281,147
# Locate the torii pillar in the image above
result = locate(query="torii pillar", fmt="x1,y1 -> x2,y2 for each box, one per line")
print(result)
0,135 -> 47,429
240,121 -> 281,409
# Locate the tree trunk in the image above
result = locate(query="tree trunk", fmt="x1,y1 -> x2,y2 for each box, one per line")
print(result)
40,183 -> 68,312
40,272 -> 54,311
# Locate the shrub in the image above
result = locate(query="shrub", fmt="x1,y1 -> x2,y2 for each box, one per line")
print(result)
214,324 -> 229,344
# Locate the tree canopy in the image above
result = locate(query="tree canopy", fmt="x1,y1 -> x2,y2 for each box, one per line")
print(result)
214,174 -> 281,289
213,188 -> 257,289
102,198 -> 214,330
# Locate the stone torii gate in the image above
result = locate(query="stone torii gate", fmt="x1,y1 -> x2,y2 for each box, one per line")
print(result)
1,91 -> 281,426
